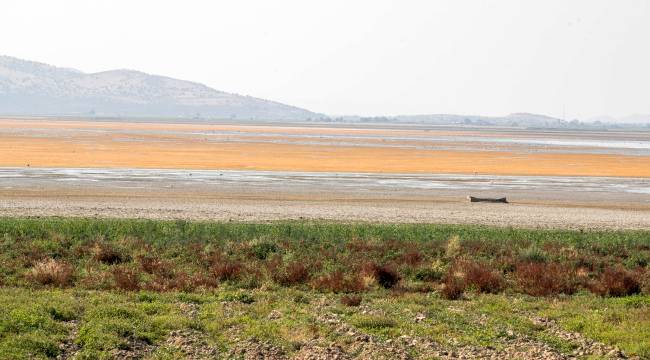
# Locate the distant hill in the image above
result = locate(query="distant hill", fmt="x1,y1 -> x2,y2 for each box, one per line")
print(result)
587,114 -> 650,125
0,56 -> 322,120
328,112 -> 583,128
395,113 -> 570,127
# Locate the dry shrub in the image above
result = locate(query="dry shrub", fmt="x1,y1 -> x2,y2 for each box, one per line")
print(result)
441,274 -> 465,300
590,267 -> 640,297
341,294 -> 362,306
273,261 -> 311,286
461,261 -> 503,293
93,243 -> 125,265
112,266 -> 140,291
312,271 -> 365,293
138,255 -> 174,278
365,263 -> 400,289
188,272 -> 220,289
516,262 -> 576,296
400,250 -> 424,266
213,260 -> 243,281
27,258 -> 74,287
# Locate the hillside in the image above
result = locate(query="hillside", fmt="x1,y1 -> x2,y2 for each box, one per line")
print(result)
0,56 -> 321,120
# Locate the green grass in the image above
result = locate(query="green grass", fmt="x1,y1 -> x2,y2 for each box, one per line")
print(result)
1,288 -> 648,358
0,217 -> 649,358
540,294 -> 650,358
1,217 -> 649,247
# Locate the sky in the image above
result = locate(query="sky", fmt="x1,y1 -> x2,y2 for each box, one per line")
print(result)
1,0 -> 649,119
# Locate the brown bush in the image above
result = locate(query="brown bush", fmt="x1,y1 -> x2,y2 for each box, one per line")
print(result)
341,294 -> 362,306
366,263 -> 400,289
138,255 -> 174,278
590,267 -> 640,297
441,275 -> 465,300
462,261 -> 503,293
93,243 -> 125,265
112,266 -> 140,291
516,262 -> 576,296
27,258 -> 74,287
399,250 -> 424,266
213,260 -> 243,281
273,261 -> 311,286
312,271 -> 365,293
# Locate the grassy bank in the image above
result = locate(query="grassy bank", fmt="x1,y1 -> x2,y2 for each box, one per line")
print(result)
0,218 -> 649,359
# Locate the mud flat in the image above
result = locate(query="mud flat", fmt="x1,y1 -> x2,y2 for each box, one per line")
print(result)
1,168 -> 649,229
1,119 -> 650,228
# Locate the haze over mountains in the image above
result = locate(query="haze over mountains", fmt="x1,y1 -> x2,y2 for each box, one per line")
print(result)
0,56 -> 321,121
0,56 -> 648,128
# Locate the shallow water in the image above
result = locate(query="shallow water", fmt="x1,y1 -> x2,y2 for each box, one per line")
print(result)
1,167 -> 649,196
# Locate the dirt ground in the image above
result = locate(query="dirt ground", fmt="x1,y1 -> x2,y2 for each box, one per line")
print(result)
2,189 -> 650,230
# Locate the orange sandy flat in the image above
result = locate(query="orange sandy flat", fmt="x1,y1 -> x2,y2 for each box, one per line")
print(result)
1,119 -> 650,177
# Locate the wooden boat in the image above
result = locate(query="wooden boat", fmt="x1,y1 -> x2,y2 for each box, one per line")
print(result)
467,196 -> 508,203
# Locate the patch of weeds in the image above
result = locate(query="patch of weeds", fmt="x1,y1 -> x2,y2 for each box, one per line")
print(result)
292,293 -> 310,304
137,292 -> 160,303
220,291 -> 255,304
624,252 -> 649,269
177,292 -> 207,304
352,315 -> 396,331
250,241 -> 279,260
46,305 -> 76,322
518,244 -> 549,263
414,267 -> 444,282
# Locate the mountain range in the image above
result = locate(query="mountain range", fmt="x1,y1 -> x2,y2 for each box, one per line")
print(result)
0,56 -> 321,120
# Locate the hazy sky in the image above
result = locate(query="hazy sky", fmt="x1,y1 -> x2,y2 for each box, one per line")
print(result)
1,0 -> 649,119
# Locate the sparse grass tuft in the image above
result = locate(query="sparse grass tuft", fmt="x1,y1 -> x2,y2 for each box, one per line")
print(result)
26,258 -> 74,287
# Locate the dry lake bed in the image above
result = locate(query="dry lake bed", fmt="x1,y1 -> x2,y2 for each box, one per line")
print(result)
1,118 -> 650,229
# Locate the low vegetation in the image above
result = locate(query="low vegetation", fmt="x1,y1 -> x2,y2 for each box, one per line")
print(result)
0,218 -> 649,358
